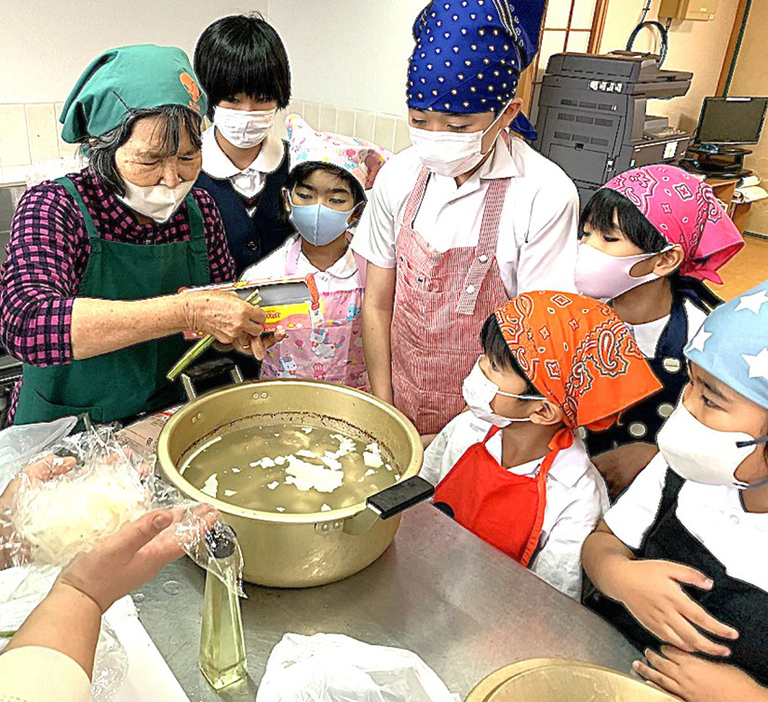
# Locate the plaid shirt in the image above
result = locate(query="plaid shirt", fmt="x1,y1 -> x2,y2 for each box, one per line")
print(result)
0,169 -> 235,369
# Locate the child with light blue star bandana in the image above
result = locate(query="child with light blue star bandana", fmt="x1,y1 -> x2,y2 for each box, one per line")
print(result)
583,280 -> 768,700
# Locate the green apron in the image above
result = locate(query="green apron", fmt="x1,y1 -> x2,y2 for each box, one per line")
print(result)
13,176 -> 210,425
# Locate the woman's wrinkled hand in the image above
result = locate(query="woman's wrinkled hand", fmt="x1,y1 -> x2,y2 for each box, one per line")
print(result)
180,290 -> 267,345
229,328 -> 287,360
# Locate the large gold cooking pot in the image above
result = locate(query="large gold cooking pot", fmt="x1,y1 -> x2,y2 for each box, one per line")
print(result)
156,379 -> 424,587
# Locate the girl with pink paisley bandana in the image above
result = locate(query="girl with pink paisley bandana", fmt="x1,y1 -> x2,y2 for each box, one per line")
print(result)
575,165 -> 744,497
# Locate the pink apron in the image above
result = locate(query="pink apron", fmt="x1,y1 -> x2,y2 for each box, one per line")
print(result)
391,163 -> 510,434
261,239 -> 368,389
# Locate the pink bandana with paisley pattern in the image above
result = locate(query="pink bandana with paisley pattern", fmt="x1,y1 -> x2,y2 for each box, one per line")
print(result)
601,165 -> 744,284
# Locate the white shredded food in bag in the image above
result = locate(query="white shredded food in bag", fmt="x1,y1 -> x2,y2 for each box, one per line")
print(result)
11,462 -> 151,566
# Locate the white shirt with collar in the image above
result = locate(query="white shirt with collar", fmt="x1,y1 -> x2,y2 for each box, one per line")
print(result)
628,298 -> 707,358
351,133 -> 579,296
605,453 -> 768,592
201,126 -> 286,207
241,234 -> 364,292
422,411 -> 610,599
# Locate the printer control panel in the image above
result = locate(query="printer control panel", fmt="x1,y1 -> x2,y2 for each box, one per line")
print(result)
589,80 -> 624,93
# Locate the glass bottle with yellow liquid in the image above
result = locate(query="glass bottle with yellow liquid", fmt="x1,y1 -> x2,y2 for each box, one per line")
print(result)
199,533 -> 247,689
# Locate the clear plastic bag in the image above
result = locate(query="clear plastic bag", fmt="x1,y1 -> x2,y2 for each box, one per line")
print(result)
0,422 -> 244,594
255,633 -> 459,702
0,564 -> 59,641
0,416 -> 78,495
91,619 -> 129,702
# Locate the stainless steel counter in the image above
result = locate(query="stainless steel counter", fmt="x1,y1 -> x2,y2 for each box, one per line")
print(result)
136,504 -> 639,701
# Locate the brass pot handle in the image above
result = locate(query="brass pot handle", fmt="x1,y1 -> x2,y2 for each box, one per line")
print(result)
180,358 -> 245,402
342,476 -> 435,536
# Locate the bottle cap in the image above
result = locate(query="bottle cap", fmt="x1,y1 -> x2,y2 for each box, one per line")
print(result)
205,530 -> 235,559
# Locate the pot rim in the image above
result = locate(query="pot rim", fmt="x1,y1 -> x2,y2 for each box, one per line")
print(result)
156,379 -> 424,524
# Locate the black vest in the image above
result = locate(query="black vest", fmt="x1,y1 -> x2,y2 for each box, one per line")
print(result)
586,469 -> 768,685
587,281 -> 720,457
196,141 -> 293,275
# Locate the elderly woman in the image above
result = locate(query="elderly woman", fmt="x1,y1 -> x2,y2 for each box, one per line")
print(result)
0,45 -> 278,426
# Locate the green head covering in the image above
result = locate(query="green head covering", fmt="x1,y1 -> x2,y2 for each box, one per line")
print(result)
60,44 -> 207,143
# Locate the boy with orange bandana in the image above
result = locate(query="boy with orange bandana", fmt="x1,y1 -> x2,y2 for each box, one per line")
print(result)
422,291 -> 661,597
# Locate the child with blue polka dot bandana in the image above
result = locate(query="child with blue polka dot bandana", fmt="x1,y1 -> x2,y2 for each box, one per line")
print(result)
353,0 -> 580,440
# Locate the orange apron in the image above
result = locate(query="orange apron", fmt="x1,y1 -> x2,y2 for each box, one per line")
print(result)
433,425 -> 558,566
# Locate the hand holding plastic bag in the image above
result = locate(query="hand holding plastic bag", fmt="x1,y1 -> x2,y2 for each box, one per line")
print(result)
0,422 -> 245,595
0,416 -> 78,494
57,507 -> 215,613
256,633 -> 459,702
0,421 -> 244,702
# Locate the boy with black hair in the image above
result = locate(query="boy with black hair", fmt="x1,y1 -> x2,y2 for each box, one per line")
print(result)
421,292 -> 660,598
194,13 -> 293,274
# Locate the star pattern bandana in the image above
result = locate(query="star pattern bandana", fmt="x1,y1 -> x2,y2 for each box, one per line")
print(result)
686,280 -> 768,409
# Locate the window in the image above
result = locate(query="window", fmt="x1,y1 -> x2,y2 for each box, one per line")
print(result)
517,0 -> 610,116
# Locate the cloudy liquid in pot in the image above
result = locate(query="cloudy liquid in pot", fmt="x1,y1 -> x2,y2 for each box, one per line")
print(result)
179,417 -> 399,514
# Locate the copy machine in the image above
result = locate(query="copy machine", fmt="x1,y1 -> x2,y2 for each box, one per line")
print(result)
534,52 -> 693,208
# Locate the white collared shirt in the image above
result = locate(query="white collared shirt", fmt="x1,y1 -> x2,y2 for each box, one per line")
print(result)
422,411 -> 610,599
201,126 -> 286,206
351,133 -> 579,296
605,453 -> 768,592
240,234 -> 364,293
628,298 -> 707,358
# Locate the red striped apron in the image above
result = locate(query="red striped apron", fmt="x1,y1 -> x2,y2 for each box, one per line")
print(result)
391,163 -> 510,434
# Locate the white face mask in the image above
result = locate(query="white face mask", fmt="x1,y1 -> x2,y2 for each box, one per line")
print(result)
575,243 -> 666,302
657,401 -> 768,489
213,106 -> 276,149
461,358 -> 544,427
117,179 -> 194,223
408,106 -> 507,178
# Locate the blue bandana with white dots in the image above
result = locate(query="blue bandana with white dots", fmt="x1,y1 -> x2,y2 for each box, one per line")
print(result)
406,0 -> 544,114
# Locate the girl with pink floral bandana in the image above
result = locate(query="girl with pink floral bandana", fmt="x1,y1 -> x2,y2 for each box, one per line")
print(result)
575,165 -> 744,495
241,116 -> 391,389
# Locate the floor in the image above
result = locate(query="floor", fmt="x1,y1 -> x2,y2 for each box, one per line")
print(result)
710,234 -> 768,301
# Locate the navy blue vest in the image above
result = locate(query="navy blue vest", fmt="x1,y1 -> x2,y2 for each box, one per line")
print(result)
586,469 -> 768,686
196,141 -> 293,275
586,280 -> 721,456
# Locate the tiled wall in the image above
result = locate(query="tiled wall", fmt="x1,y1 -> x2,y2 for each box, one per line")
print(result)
274,100 -> 412,154
0,103 -> 79,184
0,100 -> 411,185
